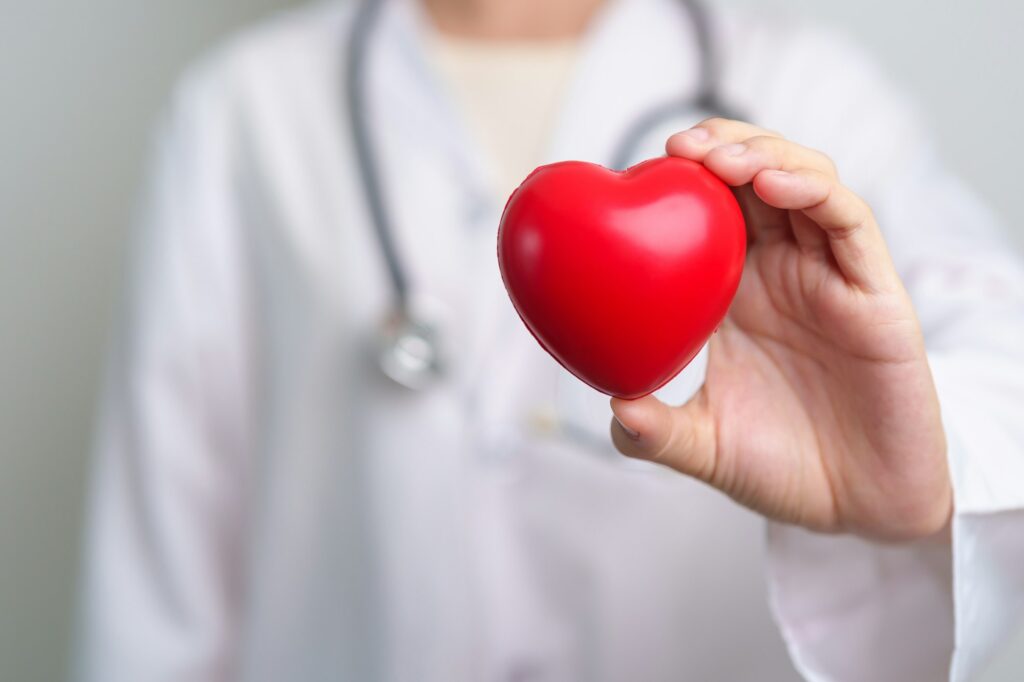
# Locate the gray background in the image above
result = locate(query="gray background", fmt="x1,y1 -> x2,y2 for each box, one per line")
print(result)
1,0 -> 1021,680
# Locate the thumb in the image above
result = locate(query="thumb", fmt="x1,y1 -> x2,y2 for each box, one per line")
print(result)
610,391 -> 717,482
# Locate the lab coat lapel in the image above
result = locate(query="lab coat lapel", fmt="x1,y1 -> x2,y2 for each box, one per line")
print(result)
364,0 -> 493,303
367,0 -> 508,381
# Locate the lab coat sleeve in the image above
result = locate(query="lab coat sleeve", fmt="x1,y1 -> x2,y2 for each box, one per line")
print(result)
750,24 -> 1024,682
72,57 -> 254,682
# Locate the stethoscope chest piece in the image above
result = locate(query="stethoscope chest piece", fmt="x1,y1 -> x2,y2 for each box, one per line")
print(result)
377,310 -> 443,390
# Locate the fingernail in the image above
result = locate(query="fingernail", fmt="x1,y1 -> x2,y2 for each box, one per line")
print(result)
614,416 -> 640,440
680,127 -> 711,143
719,143 -> 747,157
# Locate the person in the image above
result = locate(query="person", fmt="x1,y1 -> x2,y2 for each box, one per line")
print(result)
73,0 -> 1024,680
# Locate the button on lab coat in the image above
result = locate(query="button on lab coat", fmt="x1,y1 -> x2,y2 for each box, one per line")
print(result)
74,0 -> 1024,680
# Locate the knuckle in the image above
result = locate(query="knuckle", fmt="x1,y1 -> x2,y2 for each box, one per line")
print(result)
821,185 -> 873,237
838,184 -> 872,219
744,134 -> 782,153
756,138 -> 838,176
698,116 -> 732,134
795,143 -> 838,177
812,148 -> 839,177
855,195 -> 874,221
797,167 -> 838,195
805,167 -> 834,184
825,155 -> 839,177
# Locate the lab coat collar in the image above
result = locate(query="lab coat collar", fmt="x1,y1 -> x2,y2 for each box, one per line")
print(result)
373,0 -> 495,203
374,0 -> 707,197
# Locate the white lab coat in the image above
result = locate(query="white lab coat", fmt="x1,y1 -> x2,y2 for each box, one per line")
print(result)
74,0 -> 1024,680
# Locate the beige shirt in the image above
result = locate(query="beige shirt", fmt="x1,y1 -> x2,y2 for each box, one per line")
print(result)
427,33 -> 582,198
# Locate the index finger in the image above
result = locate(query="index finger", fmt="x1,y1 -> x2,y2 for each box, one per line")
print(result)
666,117 -> 782,161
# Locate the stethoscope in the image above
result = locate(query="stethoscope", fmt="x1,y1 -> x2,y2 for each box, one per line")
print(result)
346,0 -> 742,391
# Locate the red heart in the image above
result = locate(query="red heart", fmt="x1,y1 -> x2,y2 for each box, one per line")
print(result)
498,157 -> 746,399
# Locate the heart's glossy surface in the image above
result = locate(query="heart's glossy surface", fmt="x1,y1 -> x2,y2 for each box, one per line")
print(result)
498,157 -> 746,399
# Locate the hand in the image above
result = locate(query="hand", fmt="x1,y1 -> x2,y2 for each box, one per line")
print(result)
610,118 -> 951,541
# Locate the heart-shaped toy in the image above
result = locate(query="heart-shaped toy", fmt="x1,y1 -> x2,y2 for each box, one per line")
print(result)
498,157 -> 746,399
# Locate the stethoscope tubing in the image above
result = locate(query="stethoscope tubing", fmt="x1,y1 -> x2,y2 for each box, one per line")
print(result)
346,0 -> 411,309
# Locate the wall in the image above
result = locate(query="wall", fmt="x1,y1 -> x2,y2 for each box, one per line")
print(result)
0,2 -> 297,680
